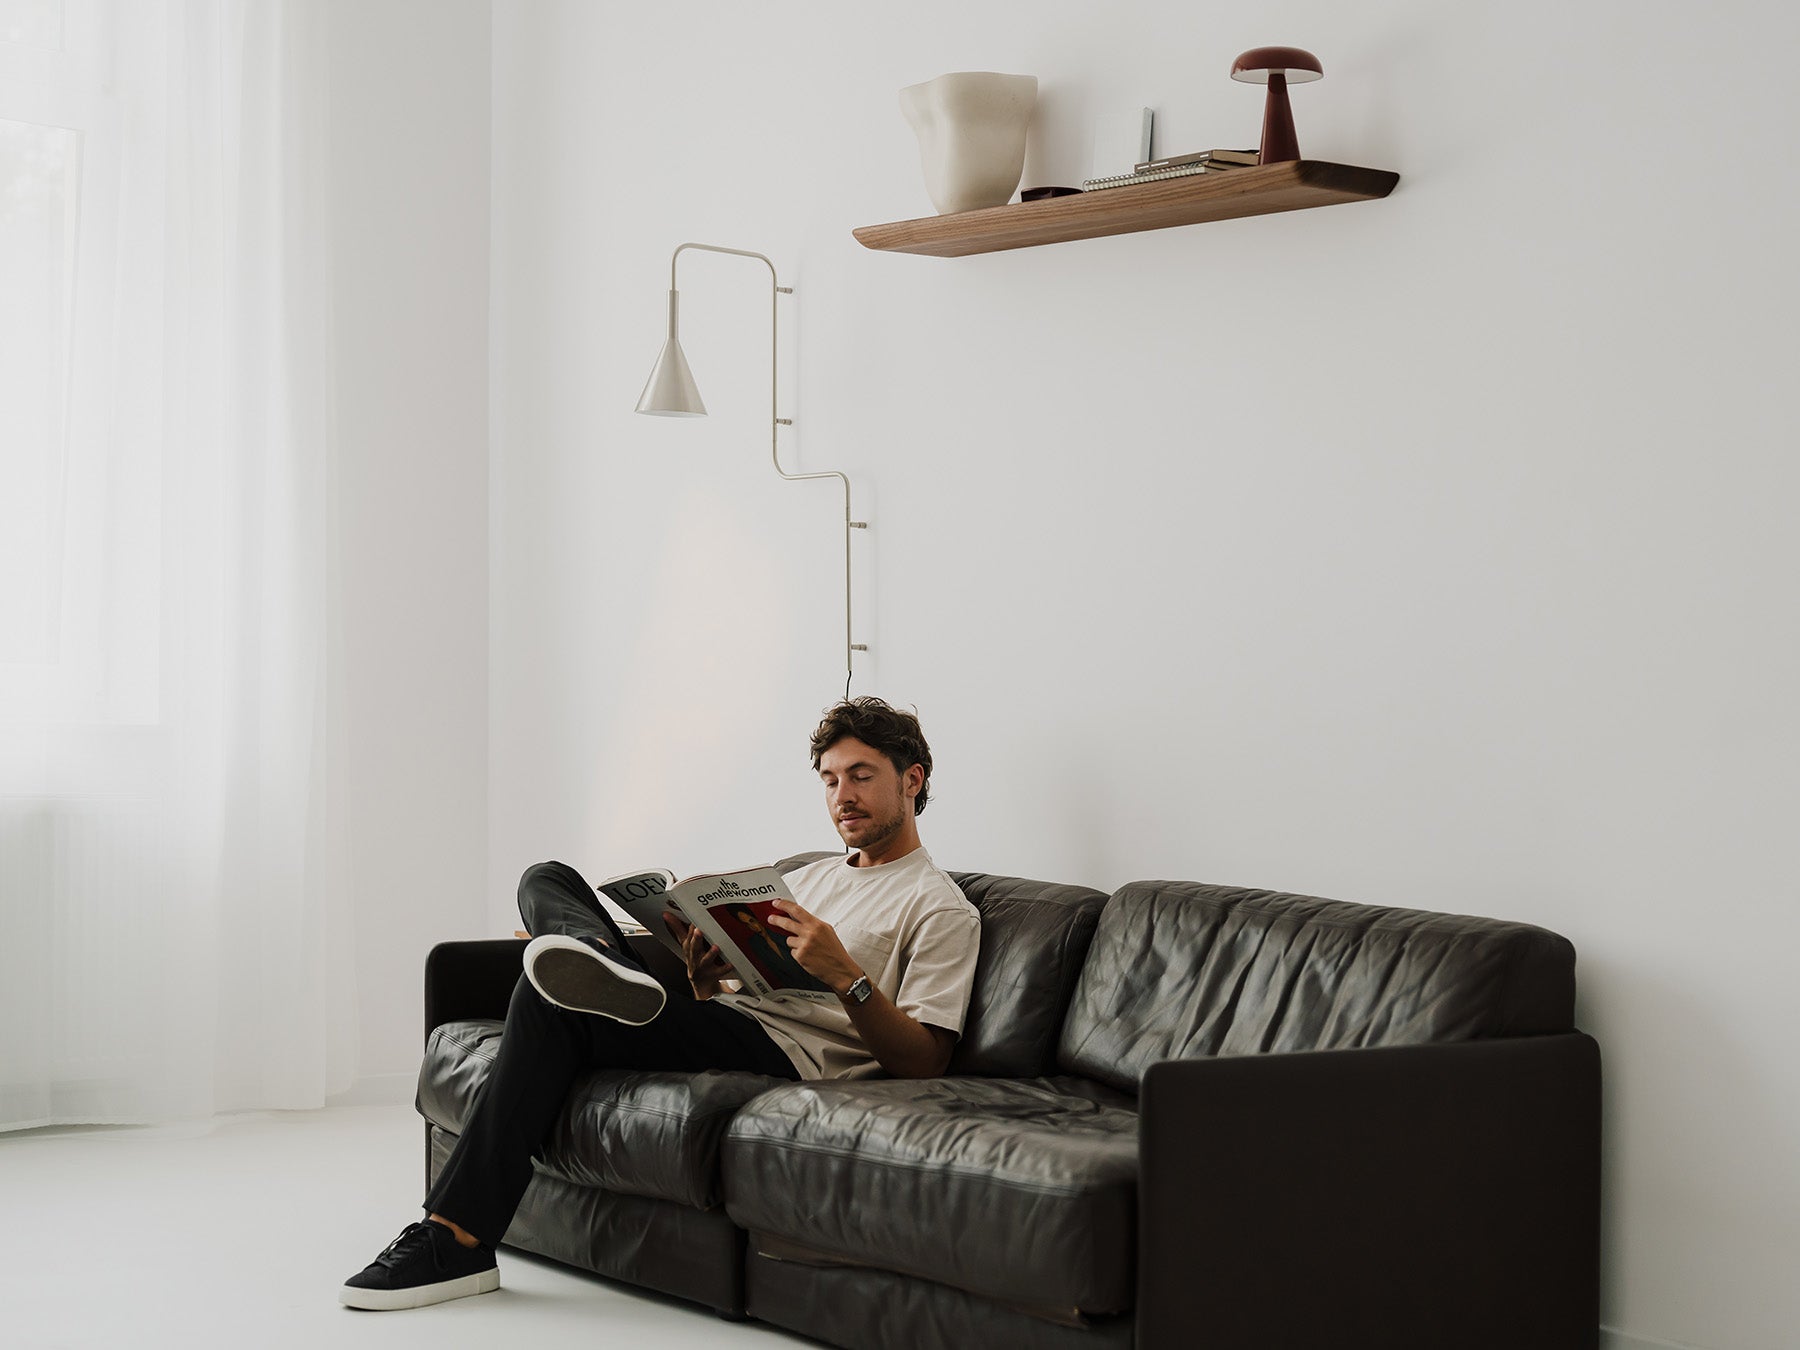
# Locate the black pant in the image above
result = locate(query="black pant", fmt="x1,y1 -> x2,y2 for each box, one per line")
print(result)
423,860 -> 800,1246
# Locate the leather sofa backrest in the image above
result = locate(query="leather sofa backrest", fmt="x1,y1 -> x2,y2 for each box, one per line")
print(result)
942,871 -> 1108,1077
776,852 -> 1107,1078
1058,881 -> 1578,1094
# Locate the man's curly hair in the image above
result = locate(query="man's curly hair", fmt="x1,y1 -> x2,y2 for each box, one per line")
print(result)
809,697 -> 933,816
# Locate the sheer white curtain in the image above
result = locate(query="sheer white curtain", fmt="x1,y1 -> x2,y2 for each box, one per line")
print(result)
0,0 -> 354,1127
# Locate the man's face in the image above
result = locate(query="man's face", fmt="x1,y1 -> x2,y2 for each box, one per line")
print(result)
818,736 -> 917,857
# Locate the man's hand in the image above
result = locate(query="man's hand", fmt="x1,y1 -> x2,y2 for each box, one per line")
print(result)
666,913 -> 733,1000
765,898 -> 861,995
767,898 -> 953,1077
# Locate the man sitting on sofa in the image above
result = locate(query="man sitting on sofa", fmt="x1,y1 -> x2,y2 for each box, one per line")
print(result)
341,696 -> 981,1311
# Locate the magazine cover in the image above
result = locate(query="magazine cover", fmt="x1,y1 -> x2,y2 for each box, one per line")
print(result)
595,868 -> 682,957
680,870 -> 835,1000
593,864 -> 835,1000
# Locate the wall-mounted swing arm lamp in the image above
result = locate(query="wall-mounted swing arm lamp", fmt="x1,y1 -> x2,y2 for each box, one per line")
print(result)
635,242 -> 867,694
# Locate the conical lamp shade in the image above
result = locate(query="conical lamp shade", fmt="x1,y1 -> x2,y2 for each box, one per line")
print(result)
635,337 -> 707,417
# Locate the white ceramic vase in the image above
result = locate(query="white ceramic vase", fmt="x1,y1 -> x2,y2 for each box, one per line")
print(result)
899,72 -> 1038,215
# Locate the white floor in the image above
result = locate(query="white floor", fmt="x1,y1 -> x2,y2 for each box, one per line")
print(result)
0,1102 -> 819,1350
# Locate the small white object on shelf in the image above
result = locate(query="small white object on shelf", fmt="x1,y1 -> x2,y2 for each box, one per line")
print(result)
1089,107 -> 1153,179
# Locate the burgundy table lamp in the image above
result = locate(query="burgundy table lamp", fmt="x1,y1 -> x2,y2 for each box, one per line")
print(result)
1231,46 -> 1323,164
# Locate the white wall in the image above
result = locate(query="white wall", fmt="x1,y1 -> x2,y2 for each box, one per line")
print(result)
326,0 -> 492,1092
488,3 -> 1800,1347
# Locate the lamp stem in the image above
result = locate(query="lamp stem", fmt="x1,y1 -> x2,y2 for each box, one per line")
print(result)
1258,72 -> 1300,164
668,243 -> 864,692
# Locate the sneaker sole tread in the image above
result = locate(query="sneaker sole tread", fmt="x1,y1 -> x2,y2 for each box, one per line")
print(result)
530,946 -> 666,1024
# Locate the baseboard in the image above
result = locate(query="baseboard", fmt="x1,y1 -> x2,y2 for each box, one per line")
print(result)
324,1072 -> 415,1107
1601,1326 -> 1711,1350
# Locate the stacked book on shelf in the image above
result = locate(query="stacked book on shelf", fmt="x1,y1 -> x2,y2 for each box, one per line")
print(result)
1080,148 -> 1259,193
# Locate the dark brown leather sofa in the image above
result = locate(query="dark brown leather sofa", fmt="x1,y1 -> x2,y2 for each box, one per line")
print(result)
418,857 -> 1599,1349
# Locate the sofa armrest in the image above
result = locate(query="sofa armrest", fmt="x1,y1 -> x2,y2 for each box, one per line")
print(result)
423,939 -> 528,1044
423,933 -> 695,1046
1138,1033 -> 1600,1350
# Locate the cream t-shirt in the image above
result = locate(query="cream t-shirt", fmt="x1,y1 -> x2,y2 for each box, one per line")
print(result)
717,846 -> 979,1081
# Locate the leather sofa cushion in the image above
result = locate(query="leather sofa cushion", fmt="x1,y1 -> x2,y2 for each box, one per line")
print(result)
418,1019 -> 783,1209
941,872 -> 1108,1077
1060,882 -> 1578,1093
778,853 -> 1107,1077
722,1076 -> 1139,1315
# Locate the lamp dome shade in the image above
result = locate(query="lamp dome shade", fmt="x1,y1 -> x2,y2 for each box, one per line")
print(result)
1230,46 -> 1323,83
635,337 -> 707,417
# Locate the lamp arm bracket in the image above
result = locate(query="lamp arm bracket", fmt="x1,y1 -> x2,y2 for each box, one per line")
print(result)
670,241 -> 778,287
661,241 -> 864,683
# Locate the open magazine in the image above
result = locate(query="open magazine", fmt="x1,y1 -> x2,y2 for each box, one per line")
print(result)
596,866 -> 834,1002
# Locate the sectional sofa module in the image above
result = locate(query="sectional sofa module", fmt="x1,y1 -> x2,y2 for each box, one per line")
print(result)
417,857 -> 1600,1350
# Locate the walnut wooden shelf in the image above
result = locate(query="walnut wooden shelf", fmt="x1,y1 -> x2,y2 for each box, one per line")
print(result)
853,160 -> 1399,258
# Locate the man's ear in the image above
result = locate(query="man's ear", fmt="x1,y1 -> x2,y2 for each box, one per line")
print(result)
903,762 -> 924,801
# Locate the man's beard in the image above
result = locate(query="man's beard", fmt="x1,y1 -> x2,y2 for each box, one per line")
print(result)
842,808 -> 903,856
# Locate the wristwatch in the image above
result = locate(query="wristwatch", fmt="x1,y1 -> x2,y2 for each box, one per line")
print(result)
842,973 -> 874,1005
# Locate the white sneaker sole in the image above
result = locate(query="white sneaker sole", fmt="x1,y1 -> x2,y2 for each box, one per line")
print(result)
523,934 -> 667,1025
339,1266 -> 499,1310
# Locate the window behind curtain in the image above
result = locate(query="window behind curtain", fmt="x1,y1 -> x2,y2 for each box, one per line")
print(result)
2,0 -> 159,728
2,0 -> 352,1128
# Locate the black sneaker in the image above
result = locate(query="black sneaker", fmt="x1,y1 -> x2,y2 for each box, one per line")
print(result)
523,933 -> 667,1024
340,1220 -> 499,1310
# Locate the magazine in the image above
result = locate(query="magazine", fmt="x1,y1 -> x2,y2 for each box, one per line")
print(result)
596,866 -> 835,1002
